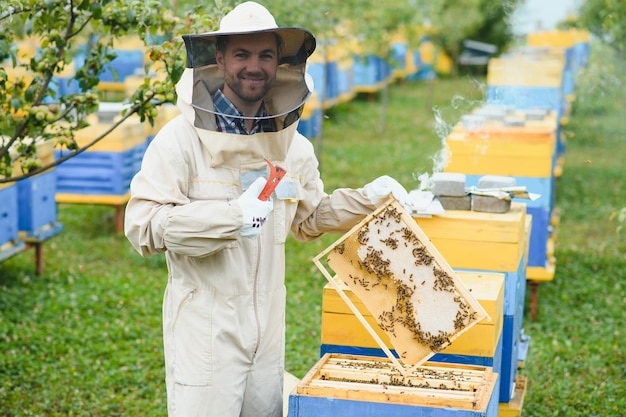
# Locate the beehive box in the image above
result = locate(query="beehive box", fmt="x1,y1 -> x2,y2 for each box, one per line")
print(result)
486,51 -> 569,120
17,170 -> 58,237
444,122 -> 557,178
0,183 -> 20,250
55,114 -> 147,196
414,205 -> 532,403
413,203 -> 527,273
321,271 -> 504,360
314,199 -> 489,369
487,55 -> 565,88
297,91 -> 323,139
288,353 -> 499,417
525,205 -> 554,268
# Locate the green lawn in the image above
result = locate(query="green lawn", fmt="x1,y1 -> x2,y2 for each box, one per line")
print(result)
1,42 -> 625,416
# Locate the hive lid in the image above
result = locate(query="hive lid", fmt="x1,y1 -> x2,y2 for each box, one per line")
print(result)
313,197 -> 489,374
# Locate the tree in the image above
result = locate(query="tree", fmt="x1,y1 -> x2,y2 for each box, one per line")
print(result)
473,0 -> 523,53
0,0 -> 225,183
576,0 -> 626,53
427,0 -> 523,75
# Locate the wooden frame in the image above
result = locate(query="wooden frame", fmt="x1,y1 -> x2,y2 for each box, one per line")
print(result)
313,197 -> 489,374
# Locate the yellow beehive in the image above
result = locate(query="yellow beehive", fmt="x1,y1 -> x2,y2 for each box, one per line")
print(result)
487,55 -> 565,88
321,270 -> 504,358
413,203 -> 528,272
62,113 -> 147,152
527,29 -> 590,48
290,353 -> 499,417
443,123 -> 557,177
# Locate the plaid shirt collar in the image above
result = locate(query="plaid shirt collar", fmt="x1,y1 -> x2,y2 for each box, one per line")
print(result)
212,89 -> 275,134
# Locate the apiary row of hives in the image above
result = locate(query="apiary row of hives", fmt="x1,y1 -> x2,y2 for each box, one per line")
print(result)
442,29 -> 591,415
299,30 -> 451,139
445,28 -> 590,287
288,29 -> 591,417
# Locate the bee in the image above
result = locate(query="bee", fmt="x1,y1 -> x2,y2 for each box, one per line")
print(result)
357,225 -> 370,245
381,237 -> 399,249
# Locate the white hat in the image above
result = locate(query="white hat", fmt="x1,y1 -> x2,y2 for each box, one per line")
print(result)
183,1 -> 316,68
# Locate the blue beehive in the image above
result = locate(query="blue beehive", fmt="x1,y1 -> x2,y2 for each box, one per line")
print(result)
455,255 -> 527,403
0,184 -> 20,248
55,146 -> 145,195
100,49 -> 145,82
289,354 -> 500,417
55,111 -> 147,197
17,170 -> 59,237
352,55 -> 388,90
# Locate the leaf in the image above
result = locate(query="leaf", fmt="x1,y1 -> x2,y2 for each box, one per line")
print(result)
90,2 -> 103,19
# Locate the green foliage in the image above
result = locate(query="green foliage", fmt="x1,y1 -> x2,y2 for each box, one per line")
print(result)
474,0 -> 522,53
0,0 -> 221,182
429,0 -> 523,72
577,0 -> 626,53
0,205 -> 168,416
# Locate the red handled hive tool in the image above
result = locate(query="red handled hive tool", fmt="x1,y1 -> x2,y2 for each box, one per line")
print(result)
258,159 -> 287,201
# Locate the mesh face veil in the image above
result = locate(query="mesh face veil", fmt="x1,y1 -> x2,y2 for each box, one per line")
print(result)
180,2 -> 317,131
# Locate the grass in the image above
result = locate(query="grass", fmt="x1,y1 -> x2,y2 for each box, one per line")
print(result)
1,42 -> 625,415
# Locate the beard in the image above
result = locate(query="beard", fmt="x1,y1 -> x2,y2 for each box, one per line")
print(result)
226,71 -> 274,104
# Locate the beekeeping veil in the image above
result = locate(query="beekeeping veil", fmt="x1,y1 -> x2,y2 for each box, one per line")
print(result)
179,1 -> 317,132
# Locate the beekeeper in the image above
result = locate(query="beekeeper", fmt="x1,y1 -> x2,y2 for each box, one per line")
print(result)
124,2 -> 410,416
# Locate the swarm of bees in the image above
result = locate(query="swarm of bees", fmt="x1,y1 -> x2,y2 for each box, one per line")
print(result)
327,203 -> 482,362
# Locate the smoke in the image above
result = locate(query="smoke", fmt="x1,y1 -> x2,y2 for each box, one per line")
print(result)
412,80 -> 487,191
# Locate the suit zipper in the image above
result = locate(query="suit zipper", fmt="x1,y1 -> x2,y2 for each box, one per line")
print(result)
172,289 -> 197,331
252,235 -> 262,354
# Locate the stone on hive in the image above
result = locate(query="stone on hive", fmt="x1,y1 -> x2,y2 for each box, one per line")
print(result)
472,195 -> 511,213
431,172 -> 467,197
437,195 -> 471,211
477,175 -> 516,189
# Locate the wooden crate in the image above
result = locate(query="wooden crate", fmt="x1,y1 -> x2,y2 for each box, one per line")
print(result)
288,353 -> 499,417
321,271 -> 504,359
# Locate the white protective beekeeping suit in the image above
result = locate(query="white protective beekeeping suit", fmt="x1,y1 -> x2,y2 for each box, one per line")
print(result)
124,2 -> 410,416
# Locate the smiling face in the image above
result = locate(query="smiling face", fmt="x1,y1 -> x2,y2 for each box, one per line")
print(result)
215,33 -> 279,115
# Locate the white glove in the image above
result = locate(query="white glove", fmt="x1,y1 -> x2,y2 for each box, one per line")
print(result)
364,175 -> 410,207
238,177 -> 274,238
